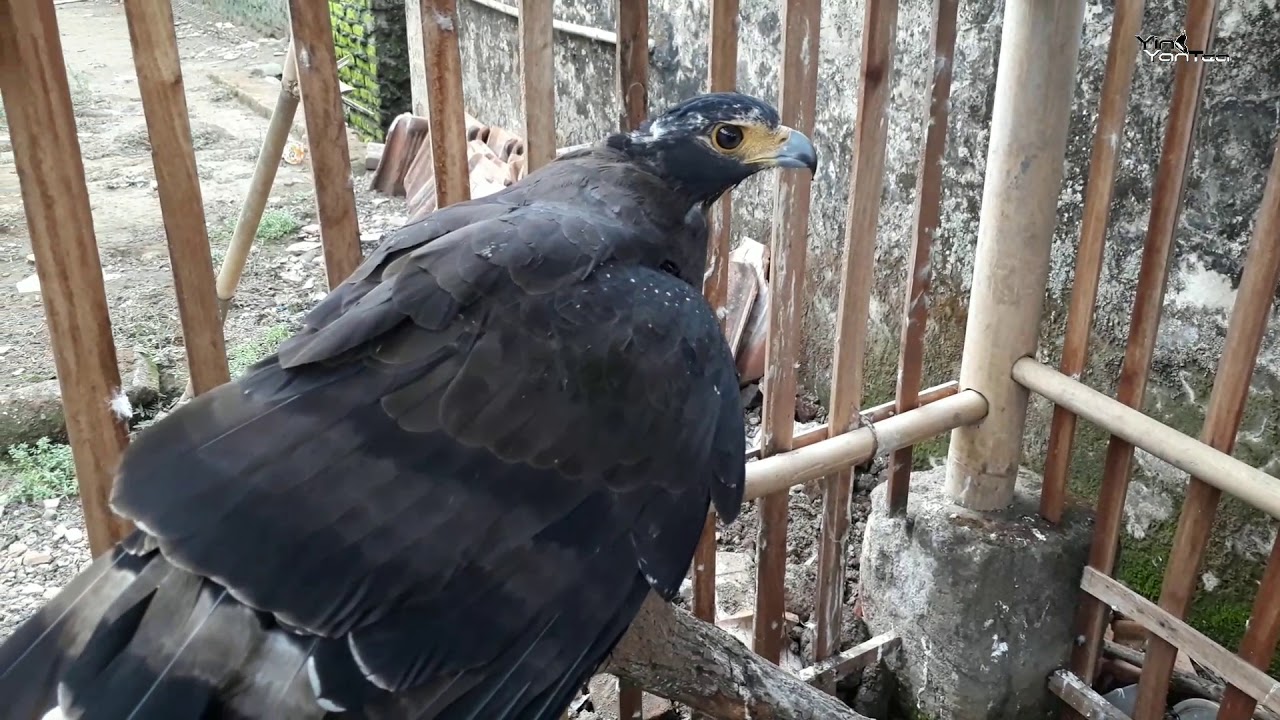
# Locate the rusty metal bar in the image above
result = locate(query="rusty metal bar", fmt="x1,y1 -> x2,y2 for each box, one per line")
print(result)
1066,0 -> 1220,696
519,0 -> 555,172
752,0 -> 823,664
1040,0 -> 1147,524
0,0 -> 134,555
1133,128 -> 1280,720
813,0 -> 898,676
288,0 -> 362,287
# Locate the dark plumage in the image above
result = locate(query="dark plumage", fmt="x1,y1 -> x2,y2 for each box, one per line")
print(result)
0,91 -> 817,720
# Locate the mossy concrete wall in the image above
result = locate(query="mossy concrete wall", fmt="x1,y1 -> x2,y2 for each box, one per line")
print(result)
328,0 -> 412,141
452,0 -> 1280,678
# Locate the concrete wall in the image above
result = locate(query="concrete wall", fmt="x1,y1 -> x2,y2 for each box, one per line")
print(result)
451,0 -> 1280,674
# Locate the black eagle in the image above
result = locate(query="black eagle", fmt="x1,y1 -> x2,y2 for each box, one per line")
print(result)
0,91 -> 817,720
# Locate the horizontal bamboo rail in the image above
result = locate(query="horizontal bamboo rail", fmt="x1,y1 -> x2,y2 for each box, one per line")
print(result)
1013,358 -> 1280,521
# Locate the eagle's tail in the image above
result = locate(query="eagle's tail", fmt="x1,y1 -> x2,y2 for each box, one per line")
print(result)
0,531 -> 322,720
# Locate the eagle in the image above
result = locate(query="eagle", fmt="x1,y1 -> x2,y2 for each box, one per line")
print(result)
0,91 -> 817,720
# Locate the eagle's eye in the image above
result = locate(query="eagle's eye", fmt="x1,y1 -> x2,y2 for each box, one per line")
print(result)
711,123 -> 745,151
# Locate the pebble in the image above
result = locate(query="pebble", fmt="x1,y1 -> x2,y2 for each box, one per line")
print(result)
22,550 -> 53,567
42,587 -> 61,600
19,583 -> 43,595
64,528 -> 84,544
43,498 -> 60,511
7,542 -> 27,556
286,240 -> 320,254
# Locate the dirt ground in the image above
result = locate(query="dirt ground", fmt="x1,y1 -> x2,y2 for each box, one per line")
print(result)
0,2 -> 890,717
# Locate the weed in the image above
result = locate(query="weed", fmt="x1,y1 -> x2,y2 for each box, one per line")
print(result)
2,438 -> 77,505
227,323 -> 295,377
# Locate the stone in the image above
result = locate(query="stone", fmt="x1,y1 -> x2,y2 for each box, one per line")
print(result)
63,528 -> 84,544
22,550 -> 53,566
858,467 -> 1093,720
7,542 -> 27,556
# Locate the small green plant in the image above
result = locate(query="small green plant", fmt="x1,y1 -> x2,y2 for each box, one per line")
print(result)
2,438 -> 77,504
227,323 -> 295,377
255,209 -> 302,244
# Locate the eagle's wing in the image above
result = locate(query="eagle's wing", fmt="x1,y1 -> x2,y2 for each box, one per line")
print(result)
96,195 -> 744,718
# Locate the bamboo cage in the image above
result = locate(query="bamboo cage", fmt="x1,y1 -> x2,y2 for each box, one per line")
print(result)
2,0 -> 1279,718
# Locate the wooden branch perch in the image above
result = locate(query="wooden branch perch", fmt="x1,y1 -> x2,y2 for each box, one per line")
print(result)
603,594 -> 872,720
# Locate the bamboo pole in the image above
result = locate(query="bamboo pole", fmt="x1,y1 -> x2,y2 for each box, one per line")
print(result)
518,0 -> 555,172
753,0 -> 823,665
1012,359 -> 1280,521
1065,0 -> 1219,693
1040,0 -> 1147,524
0,0 -> 134,555
123,0 -> 229,396
745,390 -> 988,502
814,0 -> 897,677
288,0 -> 362,288
1134,128 -> 1280,720
944,0 -> 1086,511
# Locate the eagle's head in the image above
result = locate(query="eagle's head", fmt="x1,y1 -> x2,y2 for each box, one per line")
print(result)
614,91 -> 819,208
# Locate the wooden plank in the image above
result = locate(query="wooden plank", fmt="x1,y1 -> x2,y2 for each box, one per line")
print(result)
1012,359 -> 1280,521
752,0 -> 823,665
615,0 -> 648,132
692,0 -> 741,631
797,632 -> 900,686
417,0 -> 471,208
1080,568 -> 1280,715
1134,129 -> 1280,719
519,0 -> 555,172
1218,537 -> 1280,720
122,0 -> 230,396
814,0 -> 898,676
1040,0 -> 1147,524
887,0 -> 956,513
0,0 -> 134,555
1048,669 -> 1132,720
1066,0 -> 1219,692
288,0 -> 362,288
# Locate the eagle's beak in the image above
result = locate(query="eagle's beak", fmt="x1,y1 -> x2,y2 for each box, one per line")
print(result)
771,127 -> 818,173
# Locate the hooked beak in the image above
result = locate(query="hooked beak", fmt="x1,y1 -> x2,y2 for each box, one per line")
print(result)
768,126 -> 818,173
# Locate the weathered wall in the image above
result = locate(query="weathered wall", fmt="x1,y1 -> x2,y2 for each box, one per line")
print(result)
329,0 -> 412,141
451,0 -> 1280,677
196,0 -> 411,140
198,0 -> 290,34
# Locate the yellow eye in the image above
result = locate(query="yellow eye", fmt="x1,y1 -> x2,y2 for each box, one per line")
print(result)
711,124 -> 745,151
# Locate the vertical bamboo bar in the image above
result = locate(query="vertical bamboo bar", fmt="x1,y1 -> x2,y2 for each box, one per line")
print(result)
1132,129 -> 1280,720
123,0 -> 230,396
886,0 -> 957,512
1217,537 -> 1280,720
519,0 -> 555,172
0,0 -> 134,555
813,0 -> 898,674
1040,0 -> 1146,524
418,0 -> 471,208
1065,0 -> 1219,697
943,0 -> 1085,511
753,0 -> 822,664
616,0 -> 648,132
288,0 -> 362,288
692,0 -> 742,628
